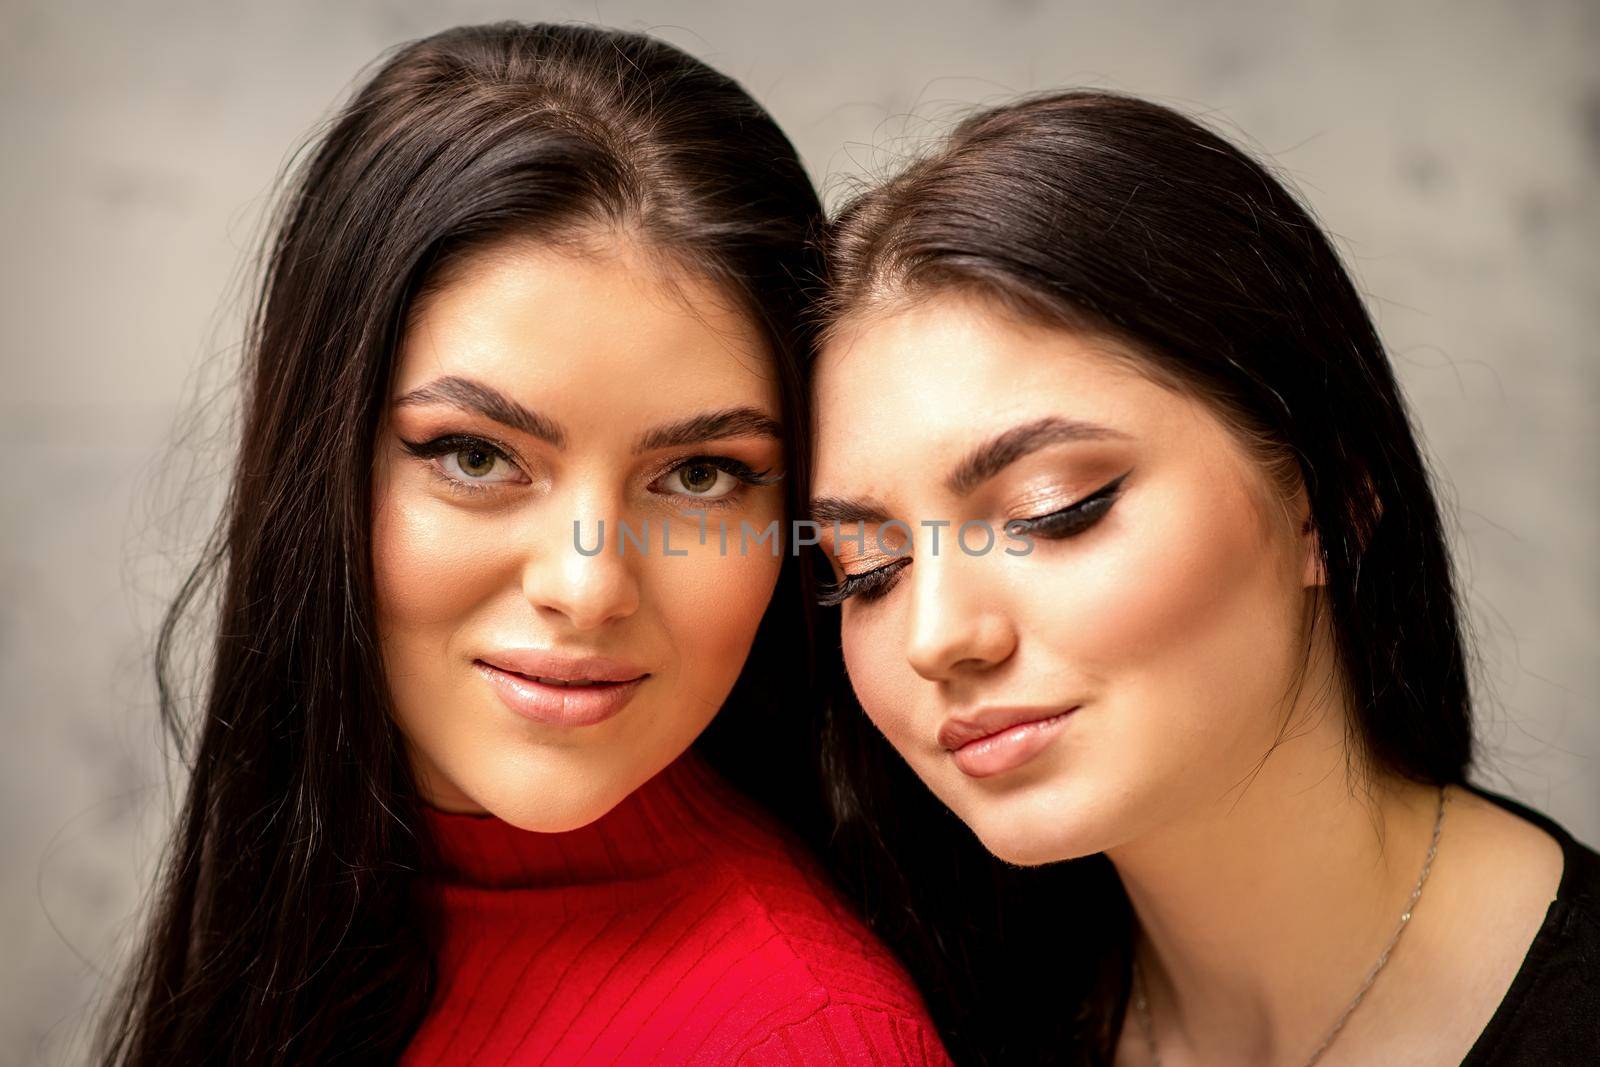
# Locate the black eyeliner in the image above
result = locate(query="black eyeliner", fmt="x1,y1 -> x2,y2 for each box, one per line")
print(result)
1006,470 -> 1130,541
818,470 -> 1132,607
664,455 -> 783,488
400,432 -> 515,462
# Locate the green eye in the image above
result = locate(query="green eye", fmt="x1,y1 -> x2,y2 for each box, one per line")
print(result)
400,434 -> 522,488
677,462 -> 724,495
650,455 -> 780,504
456,447 -> 499,478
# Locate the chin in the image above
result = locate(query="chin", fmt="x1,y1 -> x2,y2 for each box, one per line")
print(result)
489,795 -> 621,833
956,782 -> 1115,867
974,826 -> 1092,867
470,783 -> 620,831
468,761 -> 643,833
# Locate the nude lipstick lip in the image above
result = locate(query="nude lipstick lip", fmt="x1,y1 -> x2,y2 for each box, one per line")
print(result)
474,649 -> 650,728
938,705 -> 1079,778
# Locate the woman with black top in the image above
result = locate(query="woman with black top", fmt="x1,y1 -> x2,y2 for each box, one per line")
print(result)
806,90 -> 1600,1065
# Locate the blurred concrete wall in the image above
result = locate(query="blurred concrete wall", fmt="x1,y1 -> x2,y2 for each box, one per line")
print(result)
3,0 -> 1595,1061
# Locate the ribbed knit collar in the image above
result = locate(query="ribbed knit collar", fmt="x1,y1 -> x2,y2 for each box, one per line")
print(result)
419,749 -> 768,890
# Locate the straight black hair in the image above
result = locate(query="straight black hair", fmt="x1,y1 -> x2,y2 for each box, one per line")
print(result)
814,90 -> 1474,1065
99,22 -> 826,1066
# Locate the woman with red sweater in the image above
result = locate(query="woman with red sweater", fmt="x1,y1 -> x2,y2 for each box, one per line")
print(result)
99,23 -> 948,1067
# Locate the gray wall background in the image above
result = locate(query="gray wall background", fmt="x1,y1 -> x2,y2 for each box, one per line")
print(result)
3,0 -> 1596,1061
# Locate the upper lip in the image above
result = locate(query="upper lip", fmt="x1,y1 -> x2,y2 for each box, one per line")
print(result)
477,648 -> 650,684
937,705 -> 1079,751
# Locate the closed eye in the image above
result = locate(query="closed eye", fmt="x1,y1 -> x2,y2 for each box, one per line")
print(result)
1005,471 -> 1129,541
814,470 -> 1131,607
816,557 -> 910,607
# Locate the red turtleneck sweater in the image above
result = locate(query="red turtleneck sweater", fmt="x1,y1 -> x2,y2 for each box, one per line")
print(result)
401,750 -> 952,1066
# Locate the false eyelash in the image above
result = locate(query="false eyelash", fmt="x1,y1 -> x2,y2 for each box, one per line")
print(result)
815,557 -> 910,607
400,433 -> 523,494
401,435 -> 784,504
654,456 -> 784,510
815,471 -> 1132,607
401,432 -> 516,461
664,456 -> 783,488
1005,471 -> 1129,541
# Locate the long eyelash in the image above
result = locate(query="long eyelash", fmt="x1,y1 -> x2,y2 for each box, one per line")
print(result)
817,471 -> 1132,607
400,433 -> 520,494
816,557 -> 910,607
401,432 -> 515,461
660,455 -> 783,509
1006,471 -> 1130,540
668,455 -> 782,486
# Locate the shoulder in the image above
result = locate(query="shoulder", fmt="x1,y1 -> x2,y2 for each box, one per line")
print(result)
674,768 -> 952,1063
1460,782 -> 1600,927
1459,783 -> 1600,1065
730,1000 -> 954,1066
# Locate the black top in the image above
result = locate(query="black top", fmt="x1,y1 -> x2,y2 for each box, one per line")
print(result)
1460,783 -> 1600,1065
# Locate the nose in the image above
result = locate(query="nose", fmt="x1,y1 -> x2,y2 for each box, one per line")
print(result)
521,509 -> 642,632
903,551 -> 1017,682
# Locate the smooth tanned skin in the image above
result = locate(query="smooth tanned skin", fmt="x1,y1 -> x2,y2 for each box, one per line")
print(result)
811,291 -> 1564,1066
372,238 -> 785,831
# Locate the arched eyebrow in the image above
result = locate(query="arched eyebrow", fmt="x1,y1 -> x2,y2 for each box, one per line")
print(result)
808,496 -> 893,527
393,376 -> 567,447
631,407 -> 783,453
945,416 -> 1129,496
392,380 -> 781,455
808,416 -> 1129,525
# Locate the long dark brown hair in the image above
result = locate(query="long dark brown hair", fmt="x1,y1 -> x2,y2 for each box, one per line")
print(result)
99,22 -> 826,1065
812,90 -> 1474,1065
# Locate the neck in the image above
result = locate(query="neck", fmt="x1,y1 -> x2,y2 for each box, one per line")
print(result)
419,748 -> 749,889
1108,707 -> 1443,1065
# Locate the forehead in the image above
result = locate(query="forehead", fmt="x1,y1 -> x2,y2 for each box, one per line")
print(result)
395,239 -> 778,411
812,294 -> 1154,481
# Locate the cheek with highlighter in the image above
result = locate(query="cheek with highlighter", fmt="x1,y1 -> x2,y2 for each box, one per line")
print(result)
643,516 -> 784,717
371,462 -> 522,806
373,471 -> 516,634
1019,460 -> 1306,776
837,448 -> 1313,862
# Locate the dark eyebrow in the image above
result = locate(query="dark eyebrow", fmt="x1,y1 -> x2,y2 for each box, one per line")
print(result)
946,416 -> 1129,496
392,376 -> 567,448
632,407 -> 783,453
807,496 -> 894,527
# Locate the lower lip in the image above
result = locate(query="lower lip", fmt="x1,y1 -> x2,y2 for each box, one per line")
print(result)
475,661 -> 646,727
949,708 -> 1077,778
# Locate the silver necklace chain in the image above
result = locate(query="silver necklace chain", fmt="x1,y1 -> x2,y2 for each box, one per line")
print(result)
1130,785 -> 1449,1067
